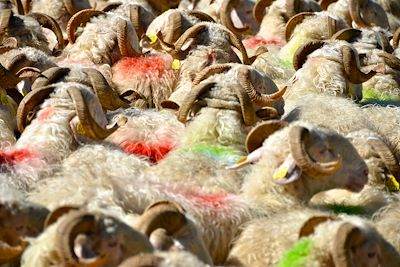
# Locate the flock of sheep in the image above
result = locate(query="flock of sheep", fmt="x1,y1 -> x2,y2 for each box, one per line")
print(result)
1,0 -> 400,266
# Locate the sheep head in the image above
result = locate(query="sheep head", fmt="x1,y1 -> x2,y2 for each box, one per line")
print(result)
0,199 -> 49,263
349,0 -> 389,30
54,210 -> 154,266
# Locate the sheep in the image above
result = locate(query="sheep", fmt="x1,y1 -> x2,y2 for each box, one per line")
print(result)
0,186 -> 49,266
119,251 -> 211,267
226,209 -> 400,266
0,81 -> 115,191
311,129 -> 400,215
21,208 -> 155,267
376,0 -> 400,31
323,0 -> 390,31
285,40 -> 383,101
373,201 -> 400,252
248,0 -> 323,48
0,9 -> 65,55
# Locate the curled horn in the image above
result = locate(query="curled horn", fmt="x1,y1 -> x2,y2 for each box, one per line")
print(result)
177,82 -> 216,123
12,0 -> 24,14
54,211 -> 108,266
0,37 -> 17,54
147,0 -> 180,12
253,0 -> 274,23
129,5 -> 146,39
331,28 -> 361,42
67,9 -> 105,44
293,40 -> 325,71
100,1 -> 122,12
392,27 -> 400,49
378,51 -> 400,71
285,12 -> 313,41
229,84 -> 259,126
341,45 -> 377,84
28,12 -> 65,52
349,0 -> 369,28
67,87 -> 116,140
237,67 -> 286,106
319,0 -> 338,10
0,241 -> 24,260
119,254 -> 163,267
368,138 -> 400,181
289,126 -> 342,176
63,0 -> 79,16
332,223 -> 364,267
31,67 -> 70,90
16,85 -> 56,133
23,0 -> 32,15
164,11 -> 182,44
225,28 -> 251,65
44,205 -> 80,228
0,9 -> 12,34
187,11 -> 215,22
375,31 -> 393,53
220,0 -> 250,35
135,200 -> 187,238
192,63 -> 232,85
245,120 -> 288,153
116,18 -> 141,57
83,68 -> 129,110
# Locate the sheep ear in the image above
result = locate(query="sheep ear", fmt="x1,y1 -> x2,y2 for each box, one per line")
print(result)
298,215 -> 337,238
44,205 -> 80,228
272,154 -> 302,185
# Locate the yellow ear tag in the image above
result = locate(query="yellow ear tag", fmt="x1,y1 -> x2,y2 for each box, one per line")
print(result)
0,91 -> 8,105
149,35 -> 158,45
273,164 -> 289,180
76,122 -> 86,136
172,59 -> 181,70
386,174 -> 400,192
236,156 -> 247,164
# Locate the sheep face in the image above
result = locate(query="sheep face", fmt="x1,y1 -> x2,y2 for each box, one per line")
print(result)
242,123 -> 369,206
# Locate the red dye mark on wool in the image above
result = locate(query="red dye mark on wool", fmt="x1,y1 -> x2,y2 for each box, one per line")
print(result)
0,148 -> 35,165
182,190 -> 232,209
114,55 -> 170,79
243,36 -> 284,48
120,141 -> 174,163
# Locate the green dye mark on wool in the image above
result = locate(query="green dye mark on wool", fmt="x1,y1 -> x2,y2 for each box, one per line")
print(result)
361,88 -> 400,106
277,239 -> 313,267
326,204 -> 366,215
179,143 -> 243,164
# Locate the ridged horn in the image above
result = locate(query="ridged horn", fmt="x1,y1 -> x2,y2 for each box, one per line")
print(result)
332,223 -> 363,267
0,9 -> 12,34
67,87 -> 117,140
31,67 -> 70,90
192,63 -> 232,85
220,0 -> 250,35
237,66 -> 286,106
84,68 -> 129,110
289,126 -> 342,176
349,0 -> 369,28
67,9 -> 105,44
164,11 -> 182,44
293,40 -> 325,70
101,1 -> 122,12
177,82 -> 216,123
28,12 -> 65,51
298,215 -> 337,238
63,0 -> 79,16
129,5 -> 146,39
341,45 -> 376,84
16,85 -> 56,133
225,27 -> 251,65
44,206 -> 80,228
378,51 -> 400,71
12,0 -> 23,14
116,18 -> 141,57
0,37 -> 17,54
368,138 -> 400,181
253,0 -> 274,23
285,12 -> 313,41
187,11 -> 215,22
229,84 -> 259,126
392,27 -> 400,49
245,120 -> 288,153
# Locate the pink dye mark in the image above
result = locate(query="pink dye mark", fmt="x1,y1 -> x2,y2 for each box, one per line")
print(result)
0,148 -> 35,165
120,140 -> 174,163
243,36 -> 284,48
113,55 -> 170,79
180,189 -> 232,209
37,107 -> 55,122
